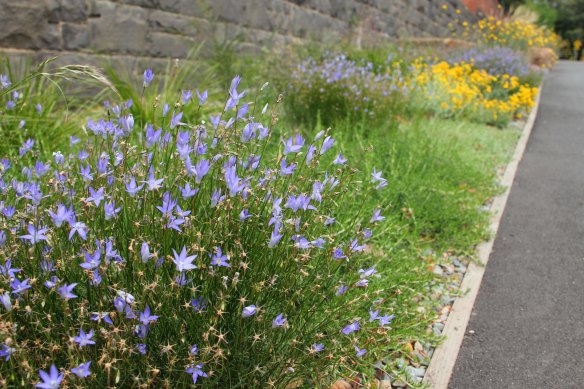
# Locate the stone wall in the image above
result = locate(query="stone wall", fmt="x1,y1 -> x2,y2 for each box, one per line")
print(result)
0,0 -> 474,71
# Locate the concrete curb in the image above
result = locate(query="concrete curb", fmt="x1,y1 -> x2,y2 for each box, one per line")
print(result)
422,84 -> 544,389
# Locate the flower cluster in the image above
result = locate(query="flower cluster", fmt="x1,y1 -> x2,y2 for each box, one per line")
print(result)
448,47 -> 532,79
410,60 -> 538,126
0,71 -> 394,387
287,53 -> 405,126
463,16 -> 562,52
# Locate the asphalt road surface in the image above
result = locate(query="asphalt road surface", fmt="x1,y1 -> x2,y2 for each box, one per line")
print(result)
449,61 -> 584,388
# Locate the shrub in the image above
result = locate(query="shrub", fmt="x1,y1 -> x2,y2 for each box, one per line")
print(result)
468,17 -> 562,52
0,71 -> 397,387
409,60 -> 538,127
286,53 -> 405,128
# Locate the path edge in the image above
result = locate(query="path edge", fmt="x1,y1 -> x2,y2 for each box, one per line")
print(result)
422,84 -> 544,388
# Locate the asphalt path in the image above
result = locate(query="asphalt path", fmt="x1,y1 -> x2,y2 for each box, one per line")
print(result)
449,61 -> 584,388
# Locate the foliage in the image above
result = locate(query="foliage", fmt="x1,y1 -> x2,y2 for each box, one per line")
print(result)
0,57 -> 112,157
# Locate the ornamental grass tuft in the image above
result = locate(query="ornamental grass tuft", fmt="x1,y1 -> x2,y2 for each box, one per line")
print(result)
0,69 -> 398,387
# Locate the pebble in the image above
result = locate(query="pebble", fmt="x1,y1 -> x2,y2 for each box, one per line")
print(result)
392,379 -> 407,388
407,366 -> 426,377
433,266 -> 444,276
396,358 -> 406,369
452,257 -> 463,267
378,379 -> 392,389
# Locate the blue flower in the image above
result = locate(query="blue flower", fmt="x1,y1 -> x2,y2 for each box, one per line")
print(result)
377,314 -> 396,327
143,68 -> 154,87
182,89 -> 193,104
135,343 -> 147,355
68,220 -> 88,241
71,361 -> 91,378
0,344 -> 14,361
143,170 -> 164,191
0,259 -> 22,278
19,224 -> 49,244
355,345 -> 367,357
333,154 -> 347,165
0,74 -> 11,89
341,321 -> 360,335
172,246 -> 197,272
312,343 -> 324,353
91,312 -> 113,325
10,278 -> 32,295
139,305 -> 159,326
57,283 -> 78,300
35,364 -> 63,389
242,305 -> 257,318
86,187 -> 105,207
283,134 -> 305,154
272,314 -> 287,328
80,249 -> 101,270
186,364 -> 208,384
336,285 -> 348,296
210,247 -> 230,267
320,136 -> 334,155
1,292 -> 12,311
47,204 -> 72,227
196,89 -> 208,105
370,209 -> 385,223
104,200 -> 121,220
74,328 -> 95,347
170,111 -> 184,129
125,177 -> 144,197
191,296 -> 207,312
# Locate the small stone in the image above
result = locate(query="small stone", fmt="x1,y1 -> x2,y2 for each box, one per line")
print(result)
433,266 -> 444,276
330,380 -> 351,389
395,358 -> 406,369
452,258 -> 463,267
378,379 -> 392,389
392,379 -> 407,388
406,366 -> 426,378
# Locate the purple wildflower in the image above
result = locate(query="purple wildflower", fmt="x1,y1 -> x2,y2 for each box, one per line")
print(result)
320,136 -> 334,155
57,283 -> 78,300
20,224 -> 49,244
80,249 -> 101,270
370,209 -> 385,223
143,68 -> 154,87
139,305 -> 159,326
35,364 -> 63,389
10,278 -> 31,295
186,364 -> 208,384
172,246 -> 197,272
73,328 -> 95,347
0,344 -> 14,361
272,314 -> 287,328
196,89 -> 208,105
242,305 -> 257,318
210,247 -> 230,267
71,361 -> 91,378
312,343 -> 324,353
341,321 -> 360,335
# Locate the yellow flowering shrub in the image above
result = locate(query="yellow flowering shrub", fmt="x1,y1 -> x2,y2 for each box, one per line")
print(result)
469,17 -> 562,52
408,61 -> 538,126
